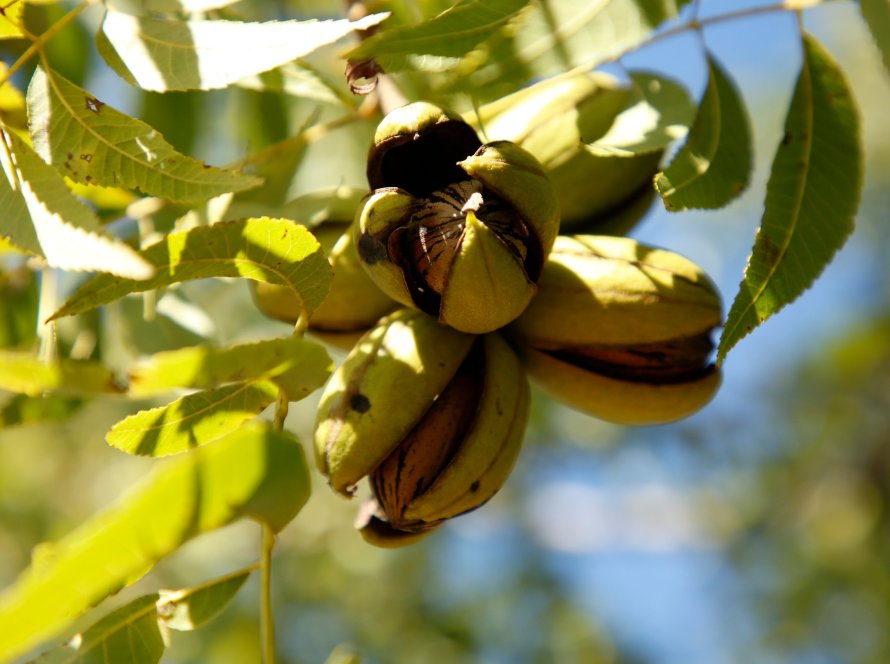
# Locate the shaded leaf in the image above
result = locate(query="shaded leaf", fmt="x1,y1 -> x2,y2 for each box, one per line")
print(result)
861,0 -> 890,77
347,0 -> 530,72
0,393 -> 85,427
0,266 -> 39,349
27,66 -> 262,202
237,62 -> 352,107
585,71 -> 695,157
32,594 -> 165,664
49,218 -> 332,322
0,129 -> 154,279
129,336 -> 332,398
0,351 -> 121,396
98,9 -> 388,92
106,380 -> 278,457
655,54 -> 752,210
0,422 -> 311,662
157,568 -> 251,631
718,34 -> 862,362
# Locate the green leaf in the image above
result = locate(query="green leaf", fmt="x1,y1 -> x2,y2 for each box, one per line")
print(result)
129,336 -> 332,398
0,266 -> 39,349
26,66 -> 262,203
471,0 -> 688,86
861,0 -> 890,77
157,568 -> 251,631
0,351 -> 121,396
347,0 -> 531,72
655,54 -> 752,211
32,594 -> 165,664
718,34 -> 862,362
0,129 -> 154,279
585,71 -> 695,157
97,9 -> 389,92
237,62 -> 353,107
106,380 -> 278,457
0,393 -> 85,427
0,422 -> 310,661
49,218 -> 332,322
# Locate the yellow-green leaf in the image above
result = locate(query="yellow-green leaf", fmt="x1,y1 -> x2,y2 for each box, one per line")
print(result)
0,129 -> 154,279
0,351 -> 121,396
0,422 -> 310,662
129,336 -> 332,399
718,34 -> 863,362
31,594 -> 165,664
655,54 -> 752,211
97,9 -> 388,92
347,0 -> 529,72
585,71 -> 695,157
49,218 -> 332,322
106,380 -> 278,457
157,568 -> 251,631
27,66 -> 262,202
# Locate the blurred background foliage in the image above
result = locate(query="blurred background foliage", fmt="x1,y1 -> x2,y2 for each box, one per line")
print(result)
2,0 -> 890,662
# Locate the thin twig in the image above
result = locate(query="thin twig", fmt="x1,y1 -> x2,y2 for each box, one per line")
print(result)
0,0 -> 93,88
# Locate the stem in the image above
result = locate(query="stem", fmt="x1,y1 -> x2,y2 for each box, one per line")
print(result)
0,0 -> 93,88
260,524 -> 277,664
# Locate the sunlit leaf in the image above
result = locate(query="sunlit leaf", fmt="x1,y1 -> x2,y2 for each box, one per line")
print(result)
0,422 -> 311,662
718,35 -> 862,362
347,0 -> 530,72
49,218 -> 332,322
97,9 -> 388,92
0,351 -> 121,396
129,336 -> 332,398
27,66 -> 262,202
861,0 -> 890,77
0,1 -> 24,40
106,380 -> 278,457
0,129 -> 154,279
470,0 -> 689,86
585,71 -> 695,157
32,594 -> 165,664
655,54 -> 752,210
157,568 -> 251,631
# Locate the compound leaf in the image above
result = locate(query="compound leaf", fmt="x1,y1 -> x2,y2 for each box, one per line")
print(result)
718,34 -> 862,361
49,218 -> 331,322
655,53 -> 752,210
27,66 -> 262,202
0,422 -> 310,662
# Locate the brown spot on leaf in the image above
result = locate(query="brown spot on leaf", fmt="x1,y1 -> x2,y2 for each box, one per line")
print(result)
80,153 -> 92,162
85,96 -> 105,114
781,131 -> 792,146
